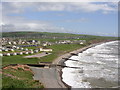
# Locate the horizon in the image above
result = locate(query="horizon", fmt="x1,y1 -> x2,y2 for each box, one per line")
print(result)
1,31 -> 118,37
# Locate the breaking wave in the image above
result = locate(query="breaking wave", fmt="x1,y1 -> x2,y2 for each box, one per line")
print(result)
62,41 -> 119,88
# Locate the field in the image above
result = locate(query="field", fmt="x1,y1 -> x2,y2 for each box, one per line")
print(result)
2,44 -> 83,66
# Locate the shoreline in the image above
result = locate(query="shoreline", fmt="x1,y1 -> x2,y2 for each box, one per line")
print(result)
55,44 -> 97,88
53,40 -> 116,88
28,40 -> 116,88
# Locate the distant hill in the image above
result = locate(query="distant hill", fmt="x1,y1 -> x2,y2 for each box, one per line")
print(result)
2,32 -> 118,41
2,31 -> 92,37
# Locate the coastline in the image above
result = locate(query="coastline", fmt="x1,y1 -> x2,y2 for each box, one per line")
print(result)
53,40 -> 115,88
30,40 -> 116,88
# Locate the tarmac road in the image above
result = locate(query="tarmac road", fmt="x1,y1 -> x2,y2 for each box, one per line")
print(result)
30,67 -> 67,88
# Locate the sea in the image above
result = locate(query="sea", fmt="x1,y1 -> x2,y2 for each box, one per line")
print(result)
62,41 -> 119,88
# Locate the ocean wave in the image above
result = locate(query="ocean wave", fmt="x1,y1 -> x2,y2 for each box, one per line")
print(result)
62,41 -> 118,88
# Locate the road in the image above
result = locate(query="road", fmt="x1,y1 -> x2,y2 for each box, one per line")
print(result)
30,67 -> 67,88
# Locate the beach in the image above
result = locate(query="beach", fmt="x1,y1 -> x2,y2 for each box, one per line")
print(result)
30,40 -> 118,88
30,42 -> 104,88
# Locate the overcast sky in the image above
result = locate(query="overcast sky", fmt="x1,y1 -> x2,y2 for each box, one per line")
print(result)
0,1 -> 119,36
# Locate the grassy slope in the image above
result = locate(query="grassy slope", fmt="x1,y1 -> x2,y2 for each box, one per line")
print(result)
2,67 -> 44,88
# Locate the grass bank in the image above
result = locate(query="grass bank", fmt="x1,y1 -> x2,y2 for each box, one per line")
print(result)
2,65 -> 44,88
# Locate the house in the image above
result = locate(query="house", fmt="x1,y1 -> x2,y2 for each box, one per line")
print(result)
19,52 -> 23,55
0,53 -> 3,56
25,52 -> 29,54
34,50 -> 39,53
13,53 -> 17,55
10,49 -> 14,51
25,48 -> 28,51
7,53 -> 10,56
20,48 -> 24,50
5,49 -> 8,52
22,42 -> 25,44
40,48 -> 52,52
43,43 -> 47,46
8,42 -> 12,45
80,42 -> 84,45
13,42 -> 17,45
12,45 -> 17,48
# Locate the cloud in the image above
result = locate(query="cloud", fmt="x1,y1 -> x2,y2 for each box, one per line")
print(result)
63,18 -> 89,23
69,2 -> 117,13
1,16 -> 68,32
2,0 -> 119,2
2,2 -> 117,13
28,2 -> 117,13
1,2 -> 118,34
1,14 -> 71,33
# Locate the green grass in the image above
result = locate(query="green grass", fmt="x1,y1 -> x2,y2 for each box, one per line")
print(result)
2,44 -> 84,66
2,55 -> 39,67
2,32 -> 118,89
2,68 -> 44,88
2,32 -> 118,88
2,35 -> 117,66
23,46 -> 41,50
38,44 -> 84,62
2,50 -> 22,53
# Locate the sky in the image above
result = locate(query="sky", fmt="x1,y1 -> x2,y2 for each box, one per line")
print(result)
0,0 -> 119,36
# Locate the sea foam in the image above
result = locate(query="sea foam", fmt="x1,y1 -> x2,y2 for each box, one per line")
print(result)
62,41 -> 119,88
